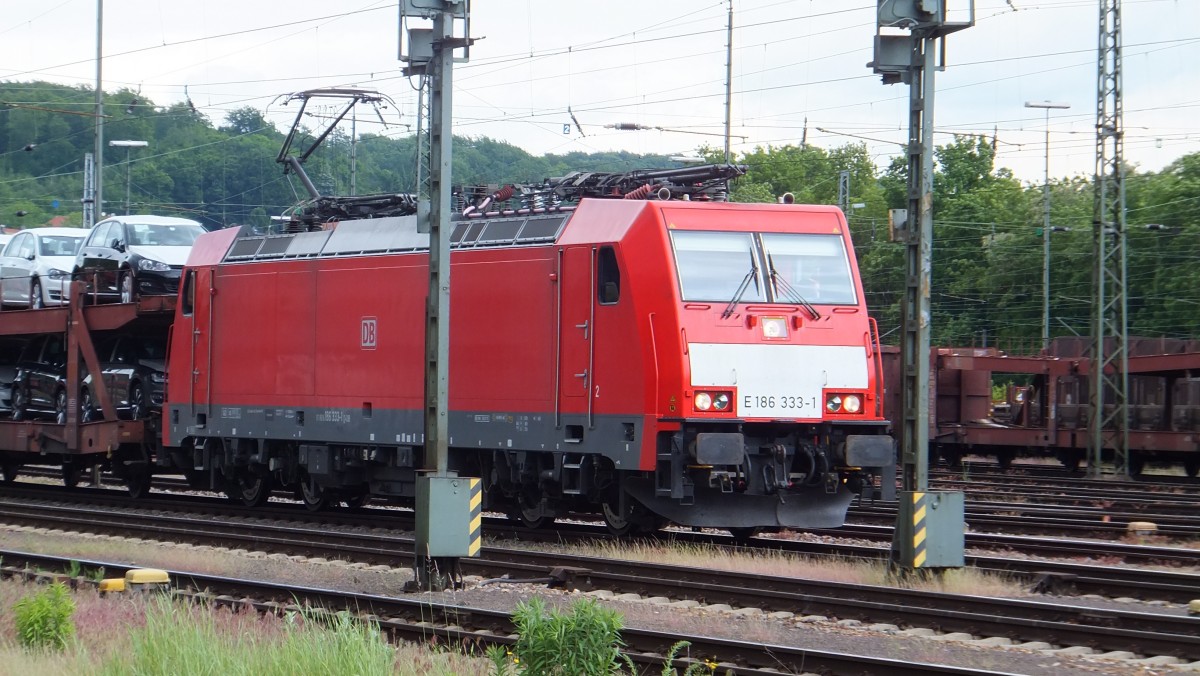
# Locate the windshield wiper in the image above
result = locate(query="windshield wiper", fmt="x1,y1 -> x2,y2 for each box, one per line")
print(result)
768,254 -> 820,320
721,256 -> 760,319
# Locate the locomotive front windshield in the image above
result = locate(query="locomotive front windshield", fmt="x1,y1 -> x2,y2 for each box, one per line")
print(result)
670,231 -> 767,303
670,230 -> 857,305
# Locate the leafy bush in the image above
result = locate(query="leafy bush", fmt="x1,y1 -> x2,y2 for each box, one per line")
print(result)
507,597 -> 633,675
14,582 -> 76,651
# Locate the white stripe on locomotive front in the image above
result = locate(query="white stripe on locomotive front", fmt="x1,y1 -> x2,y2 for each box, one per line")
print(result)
688,343 -> 868,419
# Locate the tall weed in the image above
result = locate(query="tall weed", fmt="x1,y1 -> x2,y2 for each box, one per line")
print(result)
13,582 -> 76,651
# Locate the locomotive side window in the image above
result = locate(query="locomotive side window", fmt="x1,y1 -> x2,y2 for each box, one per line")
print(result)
597,246 -> 620,305
182,270 -> 195,316
669,231 -> 765,303
760,233 -> 857,305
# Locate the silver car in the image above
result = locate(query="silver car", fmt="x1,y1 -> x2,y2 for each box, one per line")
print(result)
0,227 -> 87,308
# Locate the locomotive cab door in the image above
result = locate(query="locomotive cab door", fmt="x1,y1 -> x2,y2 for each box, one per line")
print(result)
558,247 -> 594,421
184,266 -> 215,424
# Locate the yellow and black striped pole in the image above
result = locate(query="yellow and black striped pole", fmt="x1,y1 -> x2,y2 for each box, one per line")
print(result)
894,490 -> 964,570
468,478 -> 482,557
911,492 -> 928,568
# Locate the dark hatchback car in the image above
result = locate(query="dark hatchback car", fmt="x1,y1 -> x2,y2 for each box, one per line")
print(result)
10,333 -> 167,422
0,337 -> 30,413
9,334 -> 68,422
74,215 -> 205,303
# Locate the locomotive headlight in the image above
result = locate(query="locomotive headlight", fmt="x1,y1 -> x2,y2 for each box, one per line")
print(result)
761,316 -> 788,339
694,392 -> 713,411
825,392 -> 864,414
712,393 -> 730,411
842,394 -> 862,413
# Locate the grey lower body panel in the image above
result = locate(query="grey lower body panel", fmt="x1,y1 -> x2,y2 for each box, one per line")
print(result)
168,404 -> 644,468
624,478 -> 855,529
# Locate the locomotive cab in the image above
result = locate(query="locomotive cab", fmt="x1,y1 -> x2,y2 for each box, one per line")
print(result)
621,202 -> 893,529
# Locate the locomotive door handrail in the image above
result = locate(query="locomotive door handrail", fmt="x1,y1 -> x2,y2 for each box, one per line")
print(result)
869,317 -> 884,418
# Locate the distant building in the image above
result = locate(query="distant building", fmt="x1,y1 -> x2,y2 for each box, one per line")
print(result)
45,216 -> 80,228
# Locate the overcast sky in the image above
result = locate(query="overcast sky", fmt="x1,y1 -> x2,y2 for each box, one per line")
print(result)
2,0 -> 1197,186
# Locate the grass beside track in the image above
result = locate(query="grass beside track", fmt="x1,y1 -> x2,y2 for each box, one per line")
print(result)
0,578 -> 486,675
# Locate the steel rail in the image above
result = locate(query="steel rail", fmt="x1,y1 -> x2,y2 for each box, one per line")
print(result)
847,503 -> 1200,538
2,481 -> 1198,593
1,500 -> 1197,660
0,549 -> 1020,676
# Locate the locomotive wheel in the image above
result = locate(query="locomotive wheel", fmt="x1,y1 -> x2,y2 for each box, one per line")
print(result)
601,501 -> 643,537
232,472 -> 272,508
602,503 -> 634,537
602,498 -> 666,537
514,505 -> 554,529
299,475 -> 329,512
1185,458 -> 1200,479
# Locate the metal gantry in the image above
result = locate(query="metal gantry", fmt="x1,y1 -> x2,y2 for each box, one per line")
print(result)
1089,0 -> 1128,477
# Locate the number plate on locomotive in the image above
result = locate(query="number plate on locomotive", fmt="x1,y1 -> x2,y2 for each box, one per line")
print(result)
741,394 -> 820,418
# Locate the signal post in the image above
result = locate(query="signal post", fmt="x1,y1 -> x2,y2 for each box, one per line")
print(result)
870,1 -> 972,574
401,0 -> 479,591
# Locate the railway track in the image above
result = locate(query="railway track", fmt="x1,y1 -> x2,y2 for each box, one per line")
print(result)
932,462 -> 1199,486
2,496 -> 1198,661
847,502 -> 1200,539
1,549 -> 1032,676
932,477 -> 1200,507
3,478 -> 1199,593
12,466 -> 1200,543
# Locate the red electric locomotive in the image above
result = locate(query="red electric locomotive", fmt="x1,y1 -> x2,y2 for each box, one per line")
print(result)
163,165 -> 894,534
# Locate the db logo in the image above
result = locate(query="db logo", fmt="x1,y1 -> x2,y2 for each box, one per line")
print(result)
361,317 -> 378,349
